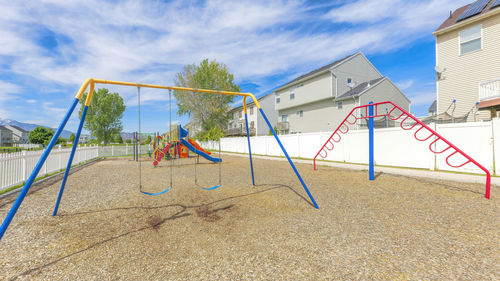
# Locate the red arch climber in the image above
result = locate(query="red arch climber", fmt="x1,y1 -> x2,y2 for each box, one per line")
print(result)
313,101 -> 491,199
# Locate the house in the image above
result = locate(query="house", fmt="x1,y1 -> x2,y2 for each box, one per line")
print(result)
4,125 -> 29,144
79,134 -> 90,143
226,93 -> 278,136
184,122 -> 202,137
0,126 -> 14,146
273,52 -> 411,134
434,0 -> 500,121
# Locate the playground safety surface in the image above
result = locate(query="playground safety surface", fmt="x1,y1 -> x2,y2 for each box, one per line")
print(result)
0,155 -> 499,280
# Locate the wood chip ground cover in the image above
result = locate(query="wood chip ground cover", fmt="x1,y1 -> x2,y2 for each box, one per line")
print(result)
0,156 -> 498,280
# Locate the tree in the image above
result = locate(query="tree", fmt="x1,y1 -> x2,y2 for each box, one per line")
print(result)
69,133 -> 76,142
114,133 -> 124,144
29,127 -> 54,145
125,139 -> 132,144
78,88 -> 126,146
174,59 -> 240,140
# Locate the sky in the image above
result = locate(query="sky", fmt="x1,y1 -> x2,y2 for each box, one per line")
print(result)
0,0 -> 470,134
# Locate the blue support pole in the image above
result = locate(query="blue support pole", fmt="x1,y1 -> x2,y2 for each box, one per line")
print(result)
244,113 -> 255,186
259,108 -> 319,209
0,98 -> 80,240
369,101 -> 374,181
52,105 -> 89,216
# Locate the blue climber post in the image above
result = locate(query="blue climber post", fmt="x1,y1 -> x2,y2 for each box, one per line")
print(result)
259,108 -> 319,209
0,98 -> 80,240
52,105 -> 89,216
244,112 -> 255,186
369,101 -> 374,181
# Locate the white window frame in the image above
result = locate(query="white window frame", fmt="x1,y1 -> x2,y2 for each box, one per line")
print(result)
281,114 -> 288,122
276,93 -> 280,104
290,87 -> 295,100
250,106 -> 254,115
296,110 -> 303,117
337,101 -> 343,109
459,24 -> 482,55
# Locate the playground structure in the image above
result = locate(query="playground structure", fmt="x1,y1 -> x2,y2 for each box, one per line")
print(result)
313,101 -> 491,199
150,125 -> 219,167
0,78 -> 319,240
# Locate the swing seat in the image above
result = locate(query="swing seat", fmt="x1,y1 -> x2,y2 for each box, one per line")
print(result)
140,187 -> 171,196
197,185 -> 222,191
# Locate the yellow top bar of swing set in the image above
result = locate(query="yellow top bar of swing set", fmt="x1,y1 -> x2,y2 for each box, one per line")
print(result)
76,78 -> 260,110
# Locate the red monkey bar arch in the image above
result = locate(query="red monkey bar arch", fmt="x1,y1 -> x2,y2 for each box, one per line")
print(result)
313,101 -> 491,199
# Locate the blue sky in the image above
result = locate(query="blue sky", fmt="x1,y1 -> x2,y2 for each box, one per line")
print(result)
0,0 -> 470,134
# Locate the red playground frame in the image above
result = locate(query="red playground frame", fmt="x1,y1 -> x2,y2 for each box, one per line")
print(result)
313,101 -> 491,199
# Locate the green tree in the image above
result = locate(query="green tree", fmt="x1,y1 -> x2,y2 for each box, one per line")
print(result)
29,127 -> 54,145
146,135 -> 152,144
174,59 -> 240,140
79,88 -> 126,146
114,133 -> 124,144
126,139 -> 132,144
69,133 -> 76,142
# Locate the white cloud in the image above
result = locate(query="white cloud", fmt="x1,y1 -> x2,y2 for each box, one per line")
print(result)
408,91 -> 436,106
0,0 -> 464,126
396,79 -> 414,90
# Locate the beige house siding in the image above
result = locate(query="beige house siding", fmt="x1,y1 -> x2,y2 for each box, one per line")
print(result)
275,71 -> 332,111
436,12 -> 500,121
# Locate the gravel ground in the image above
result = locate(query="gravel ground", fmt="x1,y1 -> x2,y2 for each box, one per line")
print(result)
0,155 -> 499,280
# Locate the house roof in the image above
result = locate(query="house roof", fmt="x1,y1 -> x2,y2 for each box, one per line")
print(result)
435,0 -> 500,33
274,53 -> 357,92
7,125 -> 27,132
428,100 -> 437,113
0,125 -> 7,131
336,77 -> 385,100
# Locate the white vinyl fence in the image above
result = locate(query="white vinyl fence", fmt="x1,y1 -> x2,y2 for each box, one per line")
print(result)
201,119 -> 500,176
0,145 -> 98,191
98,144 -> 151,157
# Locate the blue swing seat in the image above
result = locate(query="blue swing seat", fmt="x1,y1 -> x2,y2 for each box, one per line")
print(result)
197,185 -> 222,191
140,187 -> 171,196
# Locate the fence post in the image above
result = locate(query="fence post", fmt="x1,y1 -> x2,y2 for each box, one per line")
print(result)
126,143 -> 128,155
369,101 -> 374,181
22,151 -> 27,181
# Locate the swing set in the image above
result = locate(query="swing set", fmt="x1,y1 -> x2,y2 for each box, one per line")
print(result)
136,87 -> 223,195
0,78 -> 319,240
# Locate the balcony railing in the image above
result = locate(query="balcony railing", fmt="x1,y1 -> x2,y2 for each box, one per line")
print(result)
277,121 -> 289,131
225,127 -> 256,137
479,78 -> 500,101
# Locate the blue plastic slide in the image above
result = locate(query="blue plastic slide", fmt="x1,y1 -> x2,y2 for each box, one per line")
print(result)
180,139 -> 222,162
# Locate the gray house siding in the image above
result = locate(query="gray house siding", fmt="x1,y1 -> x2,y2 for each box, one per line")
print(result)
333,54 -> 382,98
278,98 -> 357,133
257,94 -> 278,135
358,79 -> 411,113
275,71 -> 332,111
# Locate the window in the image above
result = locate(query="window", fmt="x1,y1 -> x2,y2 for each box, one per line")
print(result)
276,93 -> 280,104
281,114 -> 288,122
459,24 -> 481,55
296,110 -> 303,117
250,106 -> 254,115
239,110 -> 242,118
290,88 -> 295,100
337,101 -> 342,109
250,121 -> 255,128
347,78 -> 352,84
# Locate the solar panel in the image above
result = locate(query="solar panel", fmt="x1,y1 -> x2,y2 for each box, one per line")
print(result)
457,0 -> 490,22
491,0 -> 500,9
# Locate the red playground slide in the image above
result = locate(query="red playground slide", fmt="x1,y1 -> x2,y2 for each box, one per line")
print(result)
188,139 -> 211,155
153,143 -> 171,166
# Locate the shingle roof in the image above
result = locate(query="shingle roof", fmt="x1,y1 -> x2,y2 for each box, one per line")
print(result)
8,125 -> 27,132
0,125 -> 7,130
336,77 -> 385,100
274,53 -> 356,91
435,0 -> 500,32
428,100 -> 437,113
